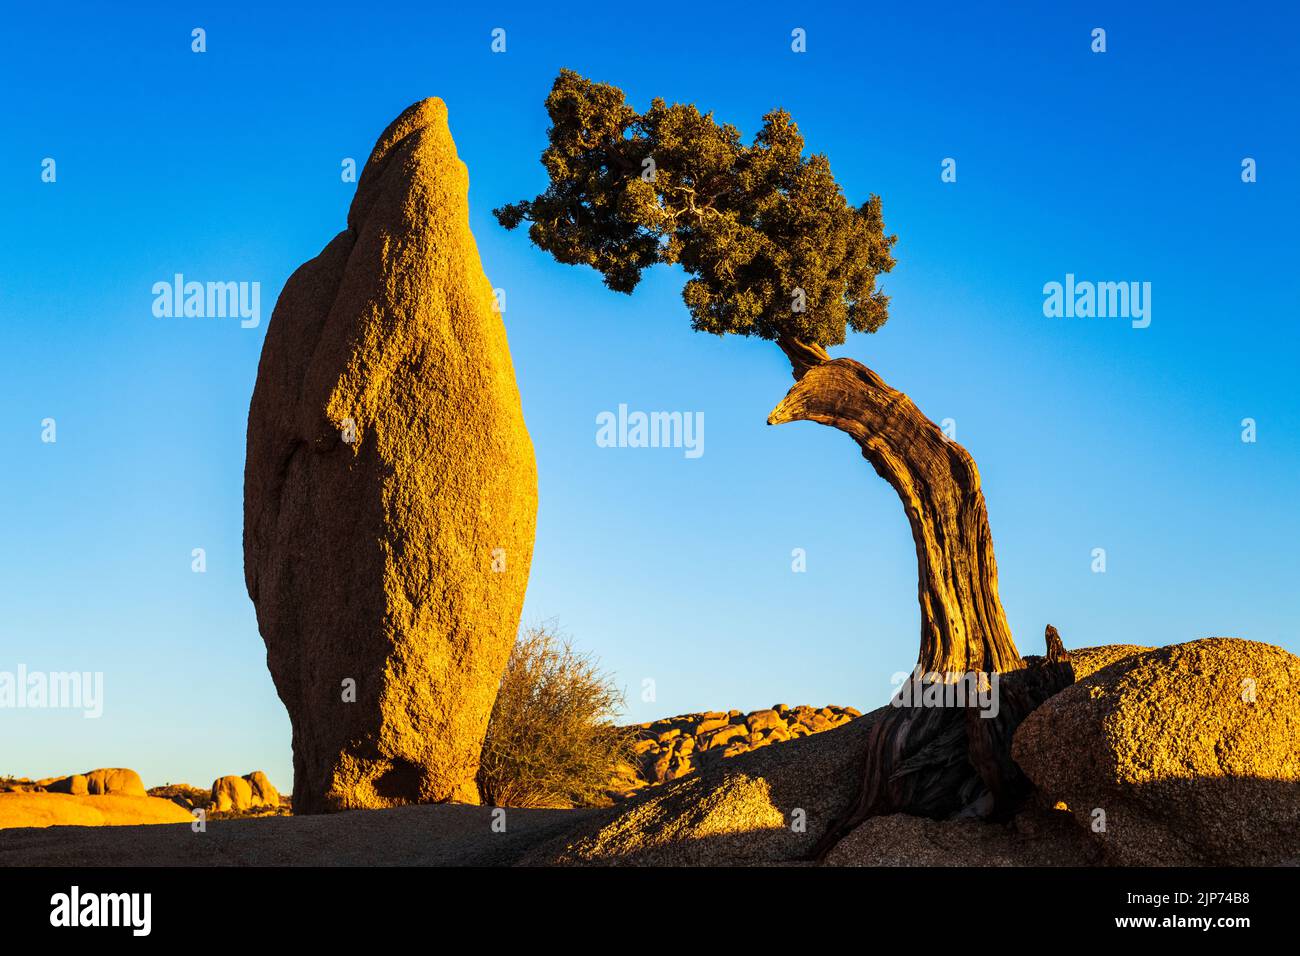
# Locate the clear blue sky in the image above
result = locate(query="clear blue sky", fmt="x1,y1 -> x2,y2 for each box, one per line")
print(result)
2,1 -> 1296,790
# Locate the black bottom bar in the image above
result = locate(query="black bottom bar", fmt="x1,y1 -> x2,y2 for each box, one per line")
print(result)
0,865 -> 1284,940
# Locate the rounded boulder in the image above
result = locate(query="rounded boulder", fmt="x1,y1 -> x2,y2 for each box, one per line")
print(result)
1012,638 -> 1300,865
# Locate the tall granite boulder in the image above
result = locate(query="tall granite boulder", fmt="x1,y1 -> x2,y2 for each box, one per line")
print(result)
244,98 -> 538,813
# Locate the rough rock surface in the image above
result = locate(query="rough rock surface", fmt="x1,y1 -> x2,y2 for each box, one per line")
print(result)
243,98 -> 537,813
84,768 -> 147,797
28,768 -> 145,798
532,693 -> 1097,866
244,771 -> 280,809
610,704 -> 860,798
525,707 -> 882,865
826,805 -> 1103,866
594,646 -> 1135,806
1,804 -> 595,864
1067,644 -> 1154,679
1013,638 -> 1300,865
211,776 -> 255,813
527,644 -> 1260,866
211,771 -> 282,813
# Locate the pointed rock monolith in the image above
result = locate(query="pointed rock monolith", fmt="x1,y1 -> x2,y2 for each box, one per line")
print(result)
244,98 -> 537,813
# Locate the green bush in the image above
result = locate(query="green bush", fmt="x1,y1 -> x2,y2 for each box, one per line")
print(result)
478,624 -> 634,809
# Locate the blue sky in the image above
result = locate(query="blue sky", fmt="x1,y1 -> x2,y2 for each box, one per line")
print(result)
2,1 -> 1296,789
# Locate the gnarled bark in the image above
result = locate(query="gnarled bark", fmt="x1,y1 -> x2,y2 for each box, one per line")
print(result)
767,342 -> 1074,857
769,353 -> 1020,676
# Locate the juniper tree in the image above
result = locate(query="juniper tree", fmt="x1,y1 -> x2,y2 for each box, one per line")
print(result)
497,70 -> 1073,857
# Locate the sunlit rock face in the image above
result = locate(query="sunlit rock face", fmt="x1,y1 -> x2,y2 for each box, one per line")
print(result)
210,771 -> 280,812
34,768 -> 145,798
244,98 -> 537,814
1013,638 -> 1300,865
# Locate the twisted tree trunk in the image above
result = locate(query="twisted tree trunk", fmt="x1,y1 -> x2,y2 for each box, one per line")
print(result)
769,337 -> 1074,858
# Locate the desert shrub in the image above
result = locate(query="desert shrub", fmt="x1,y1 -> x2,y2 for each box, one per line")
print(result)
478,624 -> 634,809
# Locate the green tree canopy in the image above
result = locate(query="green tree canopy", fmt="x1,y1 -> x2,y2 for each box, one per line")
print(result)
495,69 -> 898,350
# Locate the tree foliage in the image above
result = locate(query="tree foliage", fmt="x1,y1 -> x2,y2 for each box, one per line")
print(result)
496,69 -> 898,349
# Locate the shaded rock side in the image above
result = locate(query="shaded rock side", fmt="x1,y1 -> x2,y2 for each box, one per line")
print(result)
39,774 -> 88,796
524,645 -> 1188,866
244,771 -> 281,809
1012,638 -> 1300,865
524,707 -> 882,865
244,98 -> 538,813
146,783 -> 211,811
825,804 -> 1102,867
598,647 -> 1136,810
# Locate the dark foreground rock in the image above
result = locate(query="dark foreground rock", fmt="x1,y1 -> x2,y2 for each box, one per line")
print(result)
0,804 -> 595,866
824,805 -> 1102,866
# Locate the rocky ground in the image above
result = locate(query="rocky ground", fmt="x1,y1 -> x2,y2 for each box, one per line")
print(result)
3,639 -> 1296,866
611,704 -> 861,798
1,768 -> 289,829
0,803 -> 595,866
